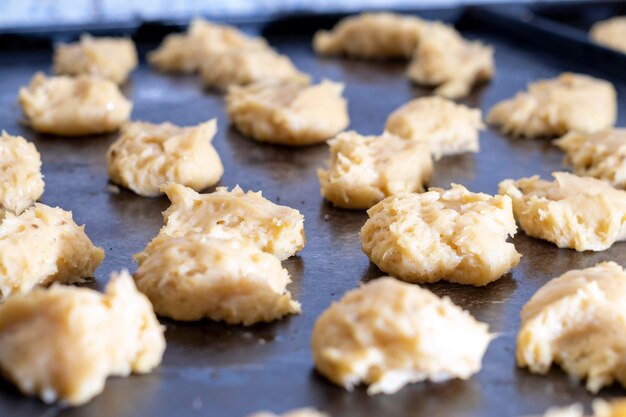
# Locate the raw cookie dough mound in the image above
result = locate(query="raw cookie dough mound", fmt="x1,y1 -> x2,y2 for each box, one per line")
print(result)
107,119 -> 223,197
53,34 -> 138,84
311,277 -> 492,394
517,262 -> 626,393
499,172 -> 626,251
0,131 -> 44,214
407,22 -> 493,99
249,409 -> 328,417
590,17 -> 626,54
0,204 -> 105,300
18,72 -> 132,136
385,96 -> 483,159
361,185 -> 520,285
534,399 -> 626,417
313,12 -> 425,59
488,73 -> 617,138
134,234 -> 301,324
0,271 -> 165,406
226,79 -> 349,146
136,183 -> 305,262
317,131 -> 432,209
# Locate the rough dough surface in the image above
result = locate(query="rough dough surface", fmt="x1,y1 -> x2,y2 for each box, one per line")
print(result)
248,409 -> 328,417
0,131 -> 44,214
0,271 -> 164,406
107,119 -> 223,197
590,17 -> 626,54
53,34 -> 138,84
317,131 -> 432,209
311,277 -> 491,395
18,73 -> 132,136
517,262 -> 626,393
385,96 -> 483,159
488,73 -> 617,138
361,185 -> 520,285
226,80 -> 349,146
499,172 -> 626,251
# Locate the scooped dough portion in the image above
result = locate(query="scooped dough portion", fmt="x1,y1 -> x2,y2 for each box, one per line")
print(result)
499,172 -> 626,251
134,234 -> 300,324
107,119 -> 223,197
590,17 -> 626,54
135,183 -> 305,263
488,73 -> 617,138
0,131 -> 44,214
0,271 -> 165,406
317,131 -> 432,209
535,399 -> 626,417
385,96 -> 483,159
361,185 -> 520,285
226,79 -> 349,146
18,73 -> 132,136
0,204 -> 105,300
312,277 -> 492,395
249,409 -> 329,417
53,34 -> 138,84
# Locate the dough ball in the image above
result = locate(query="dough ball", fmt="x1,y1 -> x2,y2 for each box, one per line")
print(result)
499,172 -> 626,251
0,270 -> 165,406
534,400 -> 626,417
590,17 -> 626,54
488,73 -> 616,138
248,409 -> 328,417
517,262 -> 626,393
107,119 -> 223,197
0,131 -> 44,214
385,96 -> 483,159
311,277 -> 492,395
226,79 -> 349,146
53,34 -> 137,84
18,73 -> 132,136
317,131 -> 432,209
361,185 -> 520,285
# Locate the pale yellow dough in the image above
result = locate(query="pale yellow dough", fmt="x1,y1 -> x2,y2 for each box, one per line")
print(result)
534,399 -> 626,417
107,119 -> 223,197
499,172 -> 626,251
311,277 -> 491,395
0,271 -> 164,406
0,131 -> 44,214
226,79 -> 349,146
18,73 -> 132,136
488,73 -> 617,138
361,185 -> 520,285
317,131 -> 432,209
590,17 -> 626,54
53,34 -> 138,84
385,96 -> 483,159
248,409 -> 328,417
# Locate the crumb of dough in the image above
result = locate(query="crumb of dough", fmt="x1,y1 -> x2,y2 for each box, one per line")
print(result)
499,172 -> 626,251
226,79 -> 349,146
317,131 -> 432,209
407,21 -> 493,99
488,73 -> 616,138
248,409 -> 329,417
134,234 -> 300,324
0,270 -> 165,406
385,96 -> 483,159
18,72 -> 132,136
53,34 -> 138,84
590,17 -> 626,54
361,184 -> 520,285
135,182 -> 305,263
107,119 -> 223,197
0,131 -> 44,214
311,277 -> 492,395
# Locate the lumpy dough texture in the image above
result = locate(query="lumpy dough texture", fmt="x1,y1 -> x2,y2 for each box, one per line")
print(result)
0,271 -> 165,406
311,277 -> 492,395
226,80 -> 349,146
317,131 -> 432,209
488,73 -> 617,138
53,34 -> 138,84
18,73 -> 132,136
361,185 -> 520,285
590,17 -> 626,54
517,262 -> 626,393
499,172 -> 626,251
248,409 -> 329,417
135,183 -> 305,263
385,96 -> 483,159
0,131 -> 44,214
107,119 -> 223,197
